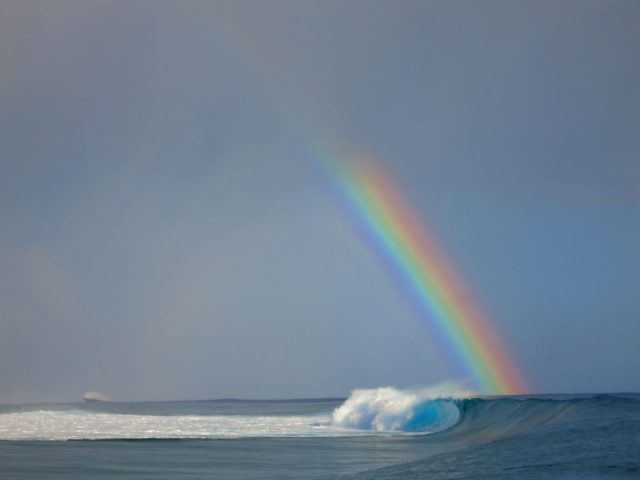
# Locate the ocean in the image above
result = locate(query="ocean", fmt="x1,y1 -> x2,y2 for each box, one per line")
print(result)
0,390 -> 638,479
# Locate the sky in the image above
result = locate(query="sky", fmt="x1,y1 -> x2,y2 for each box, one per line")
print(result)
0,0 -> 638,402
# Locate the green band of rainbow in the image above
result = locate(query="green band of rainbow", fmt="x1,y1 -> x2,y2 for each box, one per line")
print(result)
337,159 -> 527,394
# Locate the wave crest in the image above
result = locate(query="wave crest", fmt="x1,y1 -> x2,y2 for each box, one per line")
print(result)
332,386 -> 469,433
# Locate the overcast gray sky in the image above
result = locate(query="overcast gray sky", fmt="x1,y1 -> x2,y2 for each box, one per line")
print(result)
1,0 -> 638,402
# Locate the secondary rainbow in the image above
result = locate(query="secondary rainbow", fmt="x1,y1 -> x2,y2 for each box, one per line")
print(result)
336,157 -> 527,394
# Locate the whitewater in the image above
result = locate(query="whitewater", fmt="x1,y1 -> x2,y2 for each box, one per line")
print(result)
1,387 -> 639,479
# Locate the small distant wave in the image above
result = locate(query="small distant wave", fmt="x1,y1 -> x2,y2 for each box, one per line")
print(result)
83,391 -> 110,402
331,386 -> 469,433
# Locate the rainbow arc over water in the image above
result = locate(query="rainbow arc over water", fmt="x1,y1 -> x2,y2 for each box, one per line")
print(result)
336,158 -> 527,394
208,19 -> 527,394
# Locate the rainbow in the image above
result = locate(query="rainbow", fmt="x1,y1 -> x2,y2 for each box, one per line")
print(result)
208,18 -> 527,394
336,157 -> 527,394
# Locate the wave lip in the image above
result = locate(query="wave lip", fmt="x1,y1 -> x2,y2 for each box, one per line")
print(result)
332,387 -> 465,433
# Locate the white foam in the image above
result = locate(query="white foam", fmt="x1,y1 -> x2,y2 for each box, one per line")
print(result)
0,411 -> 342,440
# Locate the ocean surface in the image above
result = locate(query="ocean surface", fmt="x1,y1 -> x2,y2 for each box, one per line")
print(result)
0,389 -> 638,479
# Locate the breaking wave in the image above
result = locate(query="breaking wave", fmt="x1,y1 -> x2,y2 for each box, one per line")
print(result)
331,386 -> 468,433
331,387 -> 640,444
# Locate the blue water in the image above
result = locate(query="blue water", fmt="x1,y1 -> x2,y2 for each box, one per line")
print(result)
0,392 -> 638,479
